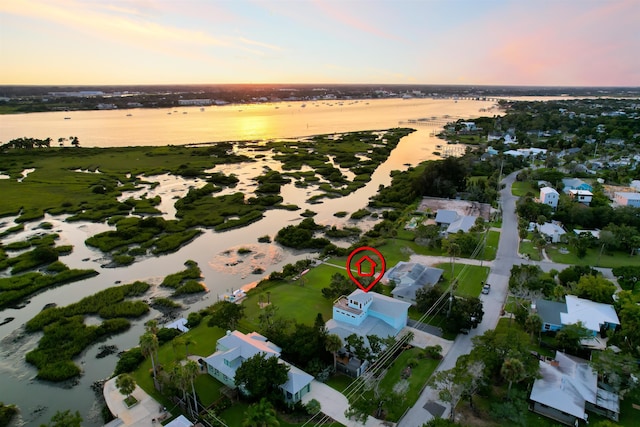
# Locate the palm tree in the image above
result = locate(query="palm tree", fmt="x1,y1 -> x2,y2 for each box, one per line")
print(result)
140,332 -> 159,384
242,398 -> 279,427
524,314 -> 542,343
145,319 -> 159,335
183,360 -> 200,415
325,334 -> 343,372
183,336 -> 195,357
171,363 -> 189,409
115,373 -> 136,401
501,357 -> 526,398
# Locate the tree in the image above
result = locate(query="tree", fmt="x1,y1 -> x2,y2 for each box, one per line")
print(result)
321,272 -> 354,299
115,373 -> 136,400
145,319 -> 159,335
489,389 -> 528,426
235,353 -> 289,400
243,398 -> 279,427
344,334 -> 370,363
139,332 -> 159,383
415,286 -> 443,314
555,322 -> 590,354
325,334 -> 343,372
454,355 -> 485,410
431,368 -> 464,420
575,275 -> 616,303
500,358 -> 526,398
171,363 -> 189,409
184,360 -> 200,415
305,398 -> 321,416
40,409 -> 82,427
207,300 -> 245,330
524,314 -> 542,342
590,348 -> 640,392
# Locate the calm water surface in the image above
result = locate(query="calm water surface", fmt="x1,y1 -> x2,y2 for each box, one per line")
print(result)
0,98 -> 497,426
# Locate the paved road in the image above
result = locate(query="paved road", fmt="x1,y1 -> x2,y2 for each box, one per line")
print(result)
398,171 -> 523,427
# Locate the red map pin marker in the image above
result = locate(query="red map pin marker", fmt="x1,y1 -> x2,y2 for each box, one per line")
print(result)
346,246 -> 386,293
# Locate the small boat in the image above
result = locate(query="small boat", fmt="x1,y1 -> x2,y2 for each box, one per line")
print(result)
126,113 -> 132,117
436,145 -> 442,149
64,117 -> 71,120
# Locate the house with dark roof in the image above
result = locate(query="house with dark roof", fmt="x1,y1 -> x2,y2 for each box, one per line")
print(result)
535,296 -> 620,336
325,290 -> 410,376
530,351 -> 619,425
204,331 -> 313,403
386,262 -> 444,304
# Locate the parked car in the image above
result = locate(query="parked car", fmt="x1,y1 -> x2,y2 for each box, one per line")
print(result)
482,283 -> 491,294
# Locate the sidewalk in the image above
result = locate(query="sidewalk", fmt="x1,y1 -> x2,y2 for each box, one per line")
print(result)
103,377 -> 168,427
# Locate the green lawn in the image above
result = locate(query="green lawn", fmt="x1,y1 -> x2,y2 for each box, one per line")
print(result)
325,373 -> 355,393
511,181 -> 537,197
519,240 -> 542,261
546,245 -> 640,268
239,263 -> 342,331
434,262 -> 490,298
377,347 -> 440,421
482,230 -> 500,261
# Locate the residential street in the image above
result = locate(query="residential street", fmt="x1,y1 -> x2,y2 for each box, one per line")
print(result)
398,170 -> 523,427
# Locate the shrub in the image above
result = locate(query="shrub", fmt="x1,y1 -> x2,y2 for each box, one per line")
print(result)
187,312 -> 202,328
156,327 -> 181,345
114,347 -> 145,375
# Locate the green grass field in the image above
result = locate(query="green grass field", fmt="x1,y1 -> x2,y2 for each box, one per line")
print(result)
519,240 -> 542,261
511,181 -> 537,197
546,245 -> 640,268
434,262 -> 490,298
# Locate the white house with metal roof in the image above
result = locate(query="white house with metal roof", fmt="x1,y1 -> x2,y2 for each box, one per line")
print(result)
568,189 -> 593,206
535,295 -> 620,336
530,351 -> 619,425
536,222 -> 567,243
204,330 -> 313,403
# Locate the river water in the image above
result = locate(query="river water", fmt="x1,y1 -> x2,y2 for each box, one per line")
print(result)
0,97 -> 497,426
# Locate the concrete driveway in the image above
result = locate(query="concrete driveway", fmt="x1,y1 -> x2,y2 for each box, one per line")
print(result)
302,380 -> 388,427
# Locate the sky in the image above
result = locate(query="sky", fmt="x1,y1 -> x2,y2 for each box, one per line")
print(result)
1,0 -> 638,87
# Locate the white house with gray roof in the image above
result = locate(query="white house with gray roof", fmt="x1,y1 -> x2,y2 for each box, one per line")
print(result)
204,330 -> 313,403
386,262 -> 444,304
530,351 -> 619,425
